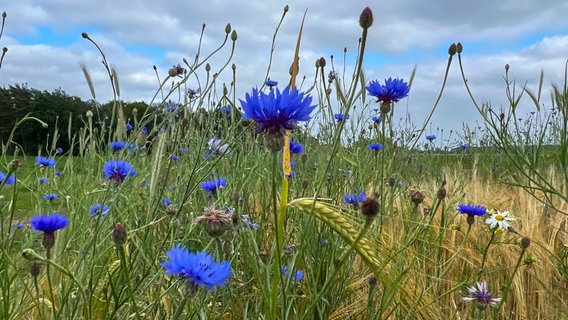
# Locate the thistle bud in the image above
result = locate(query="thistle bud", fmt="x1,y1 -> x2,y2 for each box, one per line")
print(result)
448,43 -> 457,56
359,7 -> 373,29
112,223 -> 127,246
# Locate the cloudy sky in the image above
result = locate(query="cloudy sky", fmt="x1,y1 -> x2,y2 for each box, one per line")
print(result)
1,0 -> 567,143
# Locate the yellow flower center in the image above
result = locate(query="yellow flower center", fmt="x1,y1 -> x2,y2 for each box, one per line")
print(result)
495,214 -> 504,221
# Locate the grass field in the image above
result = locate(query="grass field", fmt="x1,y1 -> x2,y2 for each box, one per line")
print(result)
1,6 -> 568,320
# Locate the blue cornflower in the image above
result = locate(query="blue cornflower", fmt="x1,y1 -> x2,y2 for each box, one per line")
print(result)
282,266 -> 303,281
368,143 -> 383,151
43,193 -> 58,201
334,113 -> 349,122
13,222 -> 25,229
240,214 -> 259,230
30,213 -> 69,233
89,203 -> 109,217
426,135 -> 436,142
219,106 -> 231,115
162,245 -> 232,292
366,77 -> 410,104
240,86 -> 316,137
55,170 -> 62,176
344,193 -> 366,205
103,160 -> 137,183
171,154 -> 179,161
201,178 -> 227,193
36,156 -> 56,168
0,171 -> 15,185
109,141 -> 127,152
29,213 -> 69,249
163,198 -> 172,207
187,88 -> 200,99
457,204 -> 487,216
460,144 -> 469,149
126,123 -> 133,131
165,102 -> 178,113
462,281 -> 502,309
288,140 -> 303,154
38,177 -> 49,184
372,116 -> 382,123
265,79 -> 278,88
55,147 -> 63,154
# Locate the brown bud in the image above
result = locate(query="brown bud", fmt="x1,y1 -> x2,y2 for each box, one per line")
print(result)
319,57 -> 326,68
505,64 -> 509,72
387,176 -> 396,187
231,30 -> 238,41
232,63 -> 236,71
368,275 -> 377,287
409,189 -> 425,205
456,42 -> 463,53
2,12 -> 6,18
81,32 -> 89,39
361,196 -> 380,218
284,5 -> 289,13
466,214 -> 475,226
9,159 -> 20,172
30,262 -> 42,277
205,63 -> 211,72
225,23 -> 232,34
168,68 -> 178,77
2,47 -> 7,53
302,179 -> 309,190
448,43 -> 457,56
380,101 -> 391,114
359,7 -> 374,29
437,186 -> 447,200
520,236 -> 531,249
112,223 -> 127,246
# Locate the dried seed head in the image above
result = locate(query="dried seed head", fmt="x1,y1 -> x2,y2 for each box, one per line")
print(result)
194,206 -> 235,238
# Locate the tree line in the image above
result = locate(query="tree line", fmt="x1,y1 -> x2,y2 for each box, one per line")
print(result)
0,84 -> 153,155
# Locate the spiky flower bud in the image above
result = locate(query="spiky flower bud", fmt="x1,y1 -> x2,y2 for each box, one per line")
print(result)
448,43 -> 457,56
359,7 -> 374,29
361,196 -> 380,218
112,223 -> 127,246
410,189 -> 425,205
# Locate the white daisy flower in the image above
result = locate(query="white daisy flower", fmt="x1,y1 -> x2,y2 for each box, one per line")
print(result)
485,210 -> 515,230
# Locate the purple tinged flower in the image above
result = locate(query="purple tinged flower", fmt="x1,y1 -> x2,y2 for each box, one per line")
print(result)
38,177 -> 49,184
109,141 -> 127,152
366,77 -> 410,104
163,198 -> 172,207
0,171 -> 15,185
426,135 -> 436,142
36,156 -> 56,168
462,281 -> 501,309
460,144 -> 469,149
43,193 -> 58,201
287,140 -> 303,155
187,88 -> 200,99
55,170 -> 62,177
171,154 -> 179,161
165,102 -> 178,113
368,143 -> 383,151
13,222 -> 25,229
334,113 -> 349,122
240,214 -> 259,230
162,245 -> 232,291
103,160 -> 137,183
372,116 -> 382,123
89,203 -> 109,217
282,266 -> 303,281
240,86 -> 316,137
205,139 -> 229,159
126,123 -> 133,131
55,147 -> 63,154
219,106 -> 231,115
201,178 -> 227,193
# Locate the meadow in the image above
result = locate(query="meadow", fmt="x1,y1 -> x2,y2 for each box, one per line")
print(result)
1,6 -> 568,320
